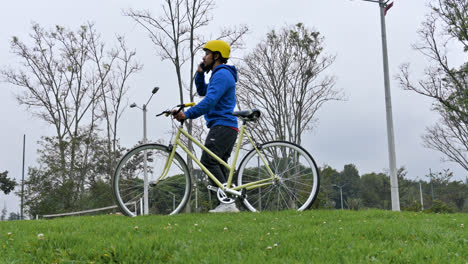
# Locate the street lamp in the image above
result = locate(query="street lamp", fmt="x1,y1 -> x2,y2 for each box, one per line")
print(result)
332,184 -> 346,210
356,0 -> 400,211
130,87 -> 159,215
129,87 -> 160,144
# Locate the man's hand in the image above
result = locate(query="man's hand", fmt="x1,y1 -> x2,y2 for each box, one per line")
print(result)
197,62 -> 204,73
172,110 -> 186,121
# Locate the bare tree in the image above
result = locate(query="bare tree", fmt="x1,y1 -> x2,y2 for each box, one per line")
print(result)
397,0 -> 468,171
2,23 -> 140,211
87,29 -> 142,179
422,109 -> 468,171
238,23 -> 342,145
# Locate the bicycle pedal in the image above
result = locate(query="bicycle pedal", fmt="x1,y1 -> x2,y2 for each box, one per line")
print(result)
207,185 -> 218,192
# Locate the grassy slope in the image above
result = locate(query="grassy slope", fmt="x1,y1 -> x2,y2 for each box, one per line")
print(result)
0,210 -> 467,263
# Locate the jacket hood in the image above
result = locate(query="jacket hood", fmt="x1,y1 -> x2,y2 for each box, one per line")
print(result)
212,64 -> 238,82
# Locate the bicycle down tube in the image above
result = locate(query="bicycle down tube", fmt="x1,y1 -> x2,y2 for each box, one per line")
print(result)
157,123 -> 277,193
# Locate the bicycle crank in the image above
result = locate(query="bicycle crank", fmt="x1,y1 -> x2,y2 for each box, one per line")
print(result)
207,184 -> 239,204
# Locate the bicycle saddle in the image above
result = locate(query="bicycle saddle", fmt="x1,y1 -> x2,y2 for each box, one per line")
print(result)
233,109 -> 261,122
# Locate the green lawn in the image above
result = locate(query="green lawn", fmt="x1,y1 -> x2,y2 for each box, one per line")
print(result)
1,210 -> 466,263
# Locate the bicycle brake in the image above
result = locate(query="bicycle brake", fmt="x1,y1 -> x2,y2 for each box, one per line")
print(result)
253,140 -> 262,150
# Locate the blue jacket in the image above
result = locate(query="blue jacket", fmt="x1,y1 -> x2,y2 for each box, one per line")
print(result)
185,64 -> 238,128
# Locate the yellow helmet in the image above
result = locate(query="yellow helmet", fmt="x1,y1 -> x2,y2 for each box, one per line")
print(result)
203,40 -> 230,59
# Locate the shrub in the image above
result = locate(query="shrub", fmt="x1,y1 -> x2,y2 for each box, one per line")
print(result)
403,201 -> 422,212
425,199 -> 456,213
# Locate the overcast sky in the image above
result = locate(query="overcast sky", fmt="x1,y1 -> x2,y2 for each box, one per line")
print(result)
1,0 -> 466,215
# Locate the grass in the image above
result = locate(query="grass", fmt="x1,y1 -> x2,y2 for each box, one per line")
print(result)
0,210 -> 467,263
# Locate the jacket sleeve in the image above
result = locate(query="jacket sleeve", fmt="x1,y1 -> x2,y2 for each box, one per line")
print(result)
195,72 -> 207,96
185,70 -> 230,119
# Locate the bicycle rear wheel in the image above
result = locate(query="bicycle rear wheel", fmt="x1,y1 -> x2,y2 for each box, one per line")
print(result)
113,143 -> 191,216
237,141 -> 319,212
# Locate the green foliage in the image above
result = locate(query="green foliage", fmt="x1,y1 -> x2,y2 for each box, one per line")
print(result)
432,0 -> 468,52
22,133 -> 126,217
360,172 -> 390,209
345,198 -> 362,211
445,180 -> 468,211
0,171 -> 16,195
318,164 -> 364,210
315,165 -> 338,209
425,199 -> 456,213
0,211 -> 466,263
403,201 -> 422,212
319,164 -> 467,213
7,212 -> 20,221
340,164 -> 360,200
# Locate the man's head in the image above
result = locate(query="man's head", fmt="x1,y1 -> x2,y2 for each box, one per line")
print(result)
202,40 -> 230,71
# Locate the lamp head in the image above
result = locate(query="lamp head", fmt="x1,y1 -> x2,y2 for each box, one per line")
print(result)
152,87 -> 159,94
130,103 -> 137,108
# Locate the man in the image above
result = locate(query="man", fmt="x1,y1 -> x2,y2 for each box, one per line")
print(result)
172,40 -> 240,213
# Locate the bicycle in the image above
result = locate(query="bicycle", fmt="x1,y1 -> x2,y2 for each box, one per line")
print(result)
113,103 -> 320,216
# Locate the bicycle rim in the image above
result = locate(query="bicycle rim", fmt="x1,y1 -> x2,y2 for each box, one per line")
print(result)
237,141 -> 319,212
113,143 -> 191,216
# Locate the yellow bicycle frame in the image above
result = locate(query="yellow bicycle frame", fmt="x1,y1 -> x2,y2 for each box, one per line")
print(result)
158,123 -> 276,193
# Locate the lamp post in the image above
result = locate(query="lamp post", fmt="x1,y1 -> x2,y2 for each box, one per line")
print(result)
332,184 -> 346,210
419,180 -> 424,211
130,87 -> 159,215
167,190 -> 176,212
357,0 -> 400,211
20,134 -> 25,220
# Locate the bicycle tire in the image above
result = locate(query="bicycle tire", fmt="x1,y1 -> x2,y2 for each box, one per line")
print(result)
113,143 -> 191,216
237,141 -> 320,212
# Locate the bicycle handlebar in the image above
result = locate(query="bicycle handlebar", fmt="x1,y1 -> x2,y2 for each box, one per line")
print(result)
156,102 -> 196,117
181,102 -> 196,107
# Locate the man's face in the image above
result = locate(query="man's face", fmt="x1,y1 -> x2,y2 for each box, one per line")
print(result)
203,50 -> 214,66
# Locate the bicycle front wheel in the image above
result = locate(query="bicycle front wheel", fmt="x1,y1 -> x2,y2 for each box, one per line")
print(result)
113,143 -> 191,216
237,141 -> 319,212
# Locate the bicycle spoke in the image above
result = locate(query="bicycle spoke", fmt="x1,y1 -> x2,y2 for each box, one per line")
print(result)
277,163 -> 307,177
121,187 -> 145,200
241,166 -> 270,180
282,179 -> 314,189
248,185 -> 275,208
262,187 -> 274,211
277,187 -> 290,210
280,183 -> 303,203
